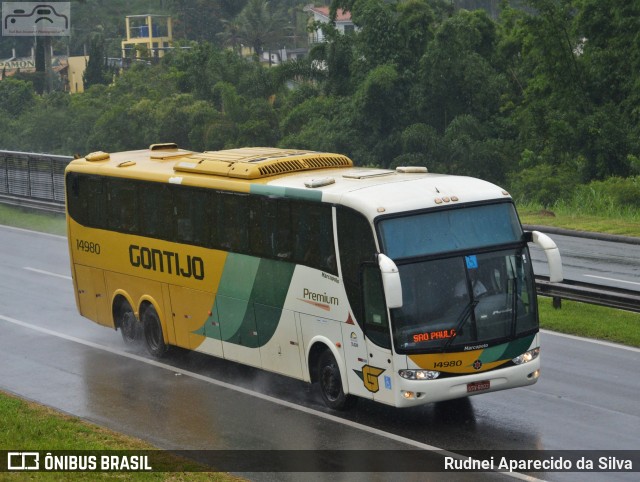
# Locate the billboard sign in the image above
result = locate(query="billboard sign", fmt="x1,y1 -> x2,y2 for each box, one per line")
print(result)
2,2 -> 70,36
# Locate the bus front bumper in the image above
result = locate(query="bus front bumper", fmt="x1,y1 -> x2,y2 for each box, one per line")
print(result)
392,357 -> 541,408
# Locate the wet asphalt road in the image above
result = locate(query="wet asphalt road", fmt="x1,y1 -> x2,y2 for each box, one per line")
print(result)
529,231 -> 640,291
0,225 -> 638,481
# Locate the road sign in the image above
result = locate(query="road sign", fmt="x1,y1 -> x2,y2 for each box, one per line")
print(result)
2,2 -> 70,36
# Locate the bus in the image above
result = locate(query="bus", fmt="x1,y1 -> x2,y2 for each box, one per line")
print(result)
65,144 -> 563,409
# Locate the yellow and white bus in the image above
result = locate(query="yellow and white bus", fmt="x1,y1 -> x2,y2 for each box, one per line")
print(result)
65,144 -> 562,409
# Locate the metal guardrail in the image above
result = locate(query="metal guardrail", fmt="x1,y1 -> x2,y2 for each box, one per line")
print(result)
0,150 -> 71,213
536,276 -> 640,313
0,150 -> 639,312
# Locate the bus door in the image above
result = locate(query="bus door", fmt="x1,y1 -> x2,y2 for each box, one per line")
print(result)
340,320 -> 373,401
361,264 -> 395,405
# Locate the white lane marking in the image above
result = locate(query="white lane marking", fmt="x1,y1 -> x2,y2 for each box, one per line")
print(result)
24,267 -> 72,281
541,329 -> 640,353
583,274 -> 640,287
0,224 -> 66,240
0,313 -> 540,481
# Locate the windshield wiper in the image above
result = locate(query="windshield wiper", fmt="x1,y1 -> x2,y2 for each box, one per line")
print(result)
443,298 -> 479,351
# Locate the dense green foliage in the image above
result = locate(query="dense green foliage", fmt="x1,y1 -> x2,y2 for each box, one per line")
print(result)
1,0 -> 639,207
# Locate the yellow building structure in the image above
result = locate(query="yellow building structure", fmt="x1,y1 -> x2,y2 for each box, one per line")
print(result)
121,15 -> 173,59
67,56 -> 89,93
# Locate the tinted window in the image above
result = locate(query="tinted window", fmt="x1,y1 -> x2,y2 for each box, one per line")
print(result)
291,202 -> 336,273
141,183 -> 173,239
66,173 -> 107,229
107,178 -> 139,233
362,265 -> 391,349
217,192 -> 249,253
174,187 -> 211,244
337,207 -> 377,325
379,202 -> 522,259
66,173 -> 337,273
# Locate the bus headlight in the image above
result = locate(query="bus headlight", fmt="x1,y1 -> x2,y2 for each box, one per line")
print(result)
399,369 -> 440,380
512,347 -> 540,365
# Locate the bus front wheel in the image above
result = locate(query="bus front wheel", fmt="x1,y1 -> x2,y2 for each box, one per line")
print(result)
143,306 -> 169,358
318,350 -> 356,410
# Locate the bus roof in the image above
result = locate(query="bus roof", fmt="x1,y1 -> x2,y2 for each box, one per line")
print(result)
67,145 -> 512,220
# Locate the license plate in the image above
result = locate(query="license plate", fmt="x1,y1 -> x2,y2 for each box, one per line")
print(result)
467,380 -> 490,393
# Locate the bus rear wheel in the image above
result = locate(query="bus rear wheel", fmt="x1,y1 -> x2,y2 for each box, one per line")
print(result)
118,301 -> 140,345
143,306 -> 169,358
318,350 -> 356,410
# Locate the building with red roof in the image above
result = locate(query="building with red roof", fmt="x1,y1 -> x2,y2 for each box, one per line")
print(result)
306,5 -> 357,44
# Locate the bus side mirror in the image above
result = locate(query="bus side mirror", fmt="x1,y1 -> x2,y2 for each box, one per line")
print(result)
377,253 -> 403,309
528,231 -> 564,283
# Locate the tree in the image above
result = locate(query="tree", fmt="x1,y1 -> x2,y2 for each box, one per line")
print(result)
0,78 -> 36,116
169,0 -> 241,43
395,0 -> 437,69
350,0 -> 402,69
307,24 -> 357,95
573,1 -> 640,119
218,18 -> 244,53
501,0 -> 639,182
417,9 -> 506,132
83,35 -> 111,89
351,64 -> 404,165
237,0 -> 289,57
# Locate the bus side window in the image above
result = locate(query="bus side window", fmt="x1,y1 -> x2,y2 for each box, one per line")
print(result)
362,264 -> 391,349
66,173 -> 106,229
246,195 -> 293,261
190,189 -> 212,247
274,199 -> 292,260
141,183 -> 172,240
218,192 -> 249,253
106,178 -> 139,233
66,173 -> 81,220
209,191 -> 223,249
337,206 -> 377,326
291,202 -> 337,274
249,195 -> 272,258
291,203 -> 309,263
174,187 -> 210,245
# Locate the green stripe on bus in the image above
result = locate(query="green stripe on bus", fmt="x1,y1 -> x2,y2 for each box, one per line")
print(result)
211,254 -> 260,345
202,254 -> 296,348
251,184 -> 323,202
479,334 -> 536,363
251,258 -> 296,346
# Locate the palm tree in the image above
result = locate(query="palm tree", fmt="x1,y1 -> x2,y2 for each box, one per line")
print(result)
237,0 -> 288,57
218,18 -> 244,54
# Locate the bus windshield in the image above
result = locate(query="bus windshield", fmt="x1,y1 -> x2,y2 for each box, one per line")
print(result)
389,249 -> 537,353
377,203 -> 537,354
378,202 -> 522,259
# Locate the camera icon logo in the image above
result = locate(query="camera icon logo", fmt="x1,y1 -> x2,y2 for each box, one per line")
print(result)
2,2 -> 70,36
7,452 -> 40,471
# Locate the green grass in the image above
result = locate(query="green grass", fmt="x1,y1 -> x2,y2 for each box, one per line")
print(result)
539,297 -> 640,347
518,202 -> 640,238
0,204 -> 66,236
0,392 -> 238,481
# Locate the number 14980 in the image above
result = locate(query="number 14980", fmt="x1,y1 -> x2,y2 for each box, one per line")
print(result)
76,239 -> 101,254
